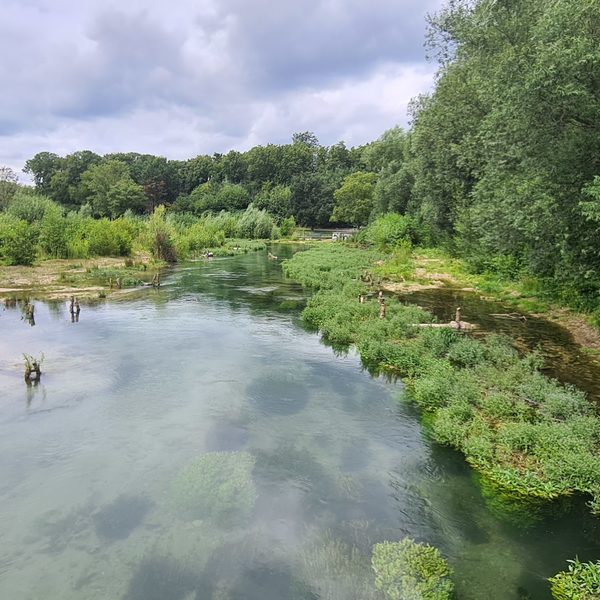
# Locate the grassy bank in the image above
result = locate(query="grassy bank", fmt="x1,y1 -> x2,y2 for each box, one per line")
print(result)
372,246 -> 600,355
283,243 -> 600,516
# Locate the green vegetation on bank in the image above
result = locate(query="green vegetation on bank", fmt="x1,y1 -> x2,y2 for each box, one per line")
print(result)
0,192 -> 283,268
282,240 -> 600,516
549,558 -> 600,600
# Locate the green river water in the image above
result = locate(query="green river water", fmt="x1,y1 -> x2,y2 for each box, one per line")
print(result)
0,245 -> 598,599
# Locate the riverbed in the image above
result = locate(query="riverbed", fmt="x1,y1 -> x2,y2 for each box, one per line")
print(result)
0,246 -> 598,599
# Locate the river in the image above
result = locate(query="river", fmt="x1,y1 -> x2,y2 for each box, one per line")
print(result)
0,245 -> 598,599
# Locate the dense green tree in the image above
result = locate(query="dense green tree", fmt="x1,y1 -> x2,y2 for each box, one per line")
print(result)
48,150 -> 101,207
23,152 -> 63,194
290,171 -> 339,227
253,183 -> 292,221
81,160 -> 131,217
106,178 -> 147,216
176,155 -> 213,195
408,0 -> 600,299
331,172 -> 377,226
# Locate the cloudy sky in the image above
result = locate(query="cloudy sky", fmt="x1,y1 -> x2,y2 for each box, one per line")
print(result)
1,0 -> 444,175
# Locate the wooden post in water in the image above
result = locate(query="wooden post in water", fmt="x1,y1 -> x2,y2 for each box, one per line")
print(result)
24,302 -> 35,326
70,296 -> 81,322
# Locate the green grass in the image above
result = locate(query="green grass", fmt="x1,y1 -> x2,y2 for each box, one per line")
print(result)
549,558 -> 600,599
283,244 -> 600,516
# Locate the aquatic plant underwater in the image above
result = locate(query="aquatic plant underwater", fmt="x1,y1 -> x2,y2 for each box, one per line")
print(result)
172,451 -> 257,526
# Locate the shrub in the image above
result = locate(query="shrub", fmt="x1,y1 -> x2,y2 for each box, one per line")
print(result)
171,451 -> 256,525
237,205 -> 276,239
145,205 -> 177,262
6,190 -> 56,223
0,214 -> 38,265
280,216 -> 297,238
87,218 -> 132,256
360,213 -> 420,251
39,204 -> 68,258
447,337 -> 486,368
371,539 -> 454,600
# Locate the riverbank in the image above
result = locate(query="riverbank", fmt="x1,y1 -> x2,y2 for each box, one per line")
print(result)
0,240 -> 270,302
0,255 -> 162,301
371,246 -> 600,359
282,243 -> 600,517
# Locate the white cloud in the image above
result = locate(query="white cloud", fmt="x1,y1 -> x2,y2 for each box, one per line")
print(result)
0,0 -> 444,174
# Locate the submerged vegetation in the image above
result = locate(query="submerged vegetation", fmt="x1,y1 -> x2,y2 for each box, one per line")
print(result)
283,240 -> 600,516
171,451 -> 257,526
372,539 -> 454,600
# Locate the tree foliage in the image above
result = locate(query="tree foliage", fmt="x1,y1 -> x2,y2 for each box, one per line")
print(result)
331,172 -> 377,226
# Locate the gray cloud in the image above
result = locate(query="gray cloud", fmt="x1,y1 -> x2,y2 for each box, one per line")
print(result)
0,0 -> 445,174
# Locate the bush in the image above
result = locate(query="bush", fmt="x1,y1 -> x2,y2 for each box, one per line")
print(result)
371,539 -> 454,600
447,337 -> 486,368
549,558 -> 600,600
237,205 -> 276,239
39,205 -> 68,258
6,191 -> 56,224
145,205 -> 177,262
0,214 -> 38,265
87,218 -> 132,256
171,452 -> 256,525
360,213 -> 421,251
280,215 -> 297,238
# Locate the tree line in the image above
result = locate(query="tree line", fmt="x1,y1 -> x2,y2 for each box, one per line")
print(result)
1,0 -> 598,314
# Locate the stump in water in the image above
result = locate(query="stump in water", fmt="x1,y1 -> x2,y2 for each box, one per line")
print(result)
268,252 -> 278,260
23,302 -> 35,326
379,299 -> 386,320
23,353 -> 43,385
151,273 -> 161,288
69,297 -> 80,322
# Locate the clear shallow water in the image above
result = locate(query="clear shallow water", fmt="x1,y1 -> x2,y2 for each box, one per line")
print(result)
0,246 -> 599,600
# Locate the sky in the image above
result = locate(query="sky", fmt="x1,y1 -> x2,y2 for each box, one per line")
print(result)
1,0 -> 445,176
